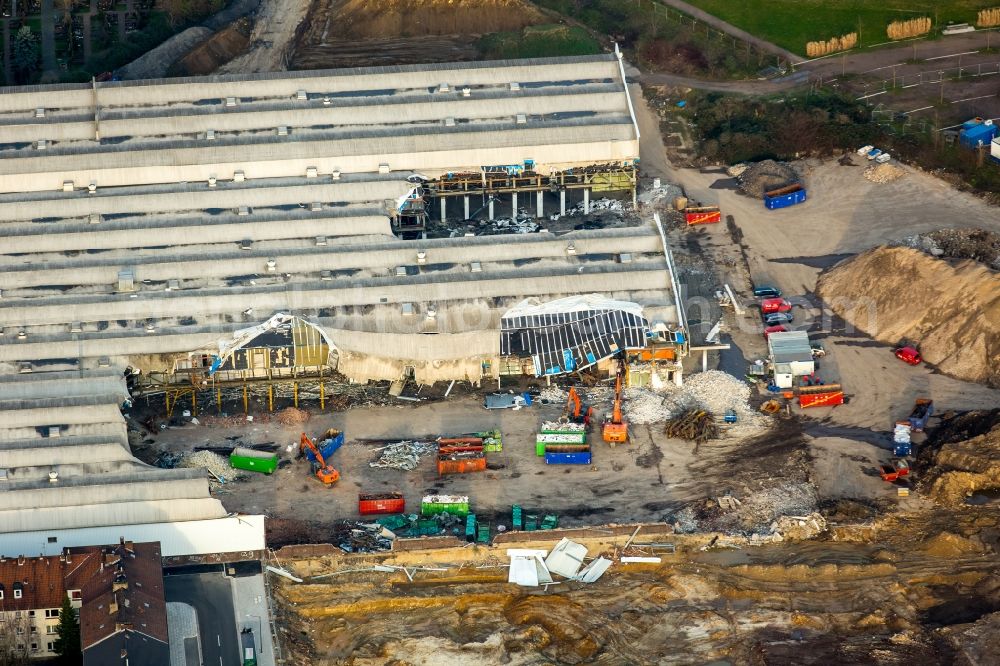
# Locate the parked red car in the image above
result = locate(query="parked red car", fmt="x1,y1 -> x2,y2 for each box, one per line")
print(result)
761,297 -> 792,314
894,346 -> 921,365
764,325 -> 789,339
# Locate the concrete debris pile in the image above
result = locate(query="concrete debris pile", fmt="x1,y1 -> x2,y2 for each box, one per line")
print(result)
664,371 -> 768,436
549,197 -> 630,221
726,163 -> 749,177
734,160 -> 799,198
636,181 -> 684,208
538,386 -> 568,404
902,228 -> 1000,270
540,420 -> 584,432
864,163 -> 905,184
369,441 -> 437,471
487,213 -> 541,234
623,388 -> 670,424
733,482 -> 819,535
181,450 -> 246,482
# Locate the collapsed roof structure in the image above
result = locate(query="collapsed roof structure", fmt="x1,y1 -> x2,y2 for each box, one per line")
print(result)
0,53 -> 685,553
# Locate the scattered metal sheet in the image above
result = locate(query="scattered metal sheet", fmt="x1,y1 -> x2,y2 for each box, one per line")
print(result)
621,556 -> 662,564
544,538 -> 588,579
507,549 -> 552,587
265,566 -> 303,583
576,557 -> 612,583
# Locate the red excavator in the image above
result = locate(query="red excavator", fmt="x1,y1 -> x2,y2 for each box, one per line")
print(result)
564,387 -> 594,426
298,432 -> 340,486
602,357 -> 628,445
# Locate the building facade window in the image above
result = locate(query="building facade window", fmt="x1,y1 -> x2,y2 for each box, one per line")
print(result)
44,609 -> 58,618
13,589 -> 21,599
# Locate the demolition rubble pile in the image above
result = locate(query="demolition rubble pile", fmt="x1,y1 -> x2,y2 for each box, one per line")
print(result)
623,388 -> 671,424
864,162 -> 905,184
369,441 -> 437,471
549,197 -> 630,221
902,228 -> 1000,270
663,371 -> 768,436
732,160 -> 799,198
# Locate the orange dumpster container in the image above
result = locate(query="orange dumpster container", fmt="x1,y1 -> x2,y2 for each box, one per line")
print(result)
437,456 -> 487,475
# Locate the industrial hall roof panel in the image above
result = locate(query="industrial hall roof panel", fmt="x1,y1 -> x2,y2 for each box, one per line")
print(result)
500,297 -> 650,376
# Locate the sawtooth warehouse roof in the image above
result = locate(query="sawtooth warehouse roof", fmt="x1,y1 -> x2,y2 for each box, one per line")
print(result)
0,53 -> 640,192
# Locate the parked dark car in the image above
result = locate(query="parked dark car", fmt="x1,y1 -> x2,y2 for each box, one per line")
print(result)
763,312 -> 794,325
753,285 -> 782,298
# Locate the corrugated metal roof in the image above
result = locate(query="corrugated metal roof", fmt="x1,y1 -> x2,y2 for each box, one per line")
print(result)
768,330 -> 813,363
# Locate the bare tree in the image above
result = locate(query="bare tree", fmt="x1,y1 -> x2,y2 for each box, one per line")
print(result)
0,613 -> 32,666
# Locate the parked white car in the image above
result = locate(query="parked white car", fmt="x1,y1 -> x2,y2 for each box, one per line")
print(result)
875,153 -> 891,164
857,144 -> 874,156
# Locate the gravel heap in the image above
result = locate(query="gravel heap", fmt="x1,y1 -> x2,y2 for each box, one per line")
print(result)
864,163 -> 905,184
736,160 -> 799,198
181,450 -> 245,481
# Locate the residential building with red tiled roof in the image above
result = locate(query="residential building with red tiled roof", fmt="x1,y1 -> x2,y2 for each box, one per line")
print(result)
0,540 -> 166,663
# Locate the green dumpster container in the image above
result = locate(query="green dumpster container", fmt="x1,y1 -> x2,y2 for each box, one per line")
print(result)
465,514 -> 477,542
535,441 -> 546,456
421,495 -> 470,517
229,448 -> 278,475
512,505 -> 523,530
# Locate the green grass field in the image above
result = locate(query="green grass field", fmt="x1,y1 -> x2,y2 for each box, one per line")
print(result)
683,0 -> 997,55
477,25 -> 603,60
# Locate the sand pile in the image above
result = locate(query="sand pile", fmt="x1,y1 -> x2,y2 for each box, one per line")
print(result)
864,162 -> 904,184
818,246 -> 1000,387
735,160 -> 799,198
331,0 -> 544,38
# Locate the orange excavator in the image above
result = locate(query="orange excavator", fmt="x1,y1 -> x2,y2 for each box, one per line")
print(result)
602,357 -> 628,445
298,432 -> 340,486
564,387 -> 594,426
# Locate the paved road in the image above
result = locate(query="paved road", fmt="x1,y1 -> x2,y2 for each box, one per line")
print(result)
165,571 -> 241,666
658,0 -> 803,64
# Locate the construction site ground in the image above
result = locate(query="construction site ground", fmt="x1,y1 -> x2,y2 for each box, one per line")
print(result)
127,65 -> 1000,666
148,395 -> 807,542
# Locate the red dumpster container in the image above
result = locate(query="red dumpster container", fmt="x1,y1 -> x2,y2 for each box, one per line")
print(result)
358,492 -> 405,515
684,206 -> 722,225
798,385 -> 845,408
